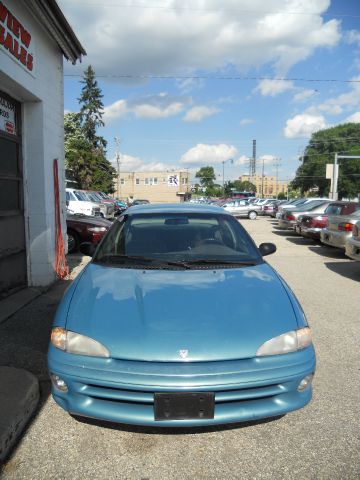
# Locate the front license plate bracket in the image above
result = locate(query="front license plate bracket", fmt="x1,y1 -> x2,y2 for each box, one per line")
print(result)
154,392 -> 215,421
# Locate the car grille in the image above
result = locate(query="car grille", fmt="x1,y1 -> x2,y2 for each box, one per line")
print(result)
79,381 -> 284,405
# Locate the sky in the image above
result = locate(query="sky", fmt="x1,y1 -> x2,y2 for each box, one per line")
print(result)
58,0 -> 360,185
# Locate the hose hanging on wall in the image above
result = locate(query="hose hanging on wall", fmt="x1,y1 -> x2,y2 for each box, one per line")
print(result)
53,159 -> 68,279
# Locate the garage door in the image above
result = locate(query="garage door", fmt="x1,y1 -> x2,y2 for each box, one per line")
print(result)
0,91 -> 27,298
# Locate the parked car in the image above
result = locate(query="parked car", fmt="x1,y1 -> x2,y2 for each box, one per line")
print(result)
320,209 -> 360,249
278,200 -> 331,230
83,191 -> 115,219
345,221 -> 360,261
222,199 -> 261,219
299,202 -> 360,241
66,189 -> 101,217
48,203 -> 315,427
66,213 -> 112,253
275,198 -> 328,219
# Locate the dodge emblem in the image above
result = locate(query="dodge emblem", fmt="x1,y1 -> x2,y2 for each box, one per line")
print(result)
179,349 -> 188,359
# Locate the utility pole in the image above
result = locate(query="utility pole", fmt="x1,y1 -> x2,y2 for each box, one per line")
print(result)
273,158 -> 281,198
114,137 -> 121,199
261,157 -> 265,197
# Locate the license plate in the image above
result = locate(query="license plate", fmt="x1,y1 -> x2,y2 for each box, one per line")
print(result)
154,392 -> 215,421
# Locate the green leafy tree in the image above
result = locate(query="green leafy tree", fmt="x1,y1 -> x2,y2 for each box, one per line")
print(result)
232,180 -> 256,192
277,192 -> 287,200
195,166 -> 216,188
78,65 -> 107,150
291,123 -> 360,198
64,112 -> 116,193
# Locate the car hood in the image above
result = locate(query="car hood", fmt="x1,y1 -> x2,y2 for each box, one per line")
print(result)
65,263 -> 299,362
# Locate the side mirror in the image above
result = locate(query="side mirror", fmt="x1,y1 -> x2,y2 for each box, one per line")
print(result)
79,242 -> 96,257
259,242 -> 276,257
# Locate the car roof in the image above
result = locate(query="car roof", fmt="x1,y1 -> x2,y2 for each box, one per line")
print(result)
126,203 -> 226,215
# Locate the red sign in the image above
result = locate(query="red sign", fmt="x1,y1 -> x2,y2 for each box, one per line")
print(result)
0,1 -> 34,72
5,120 -> 14,134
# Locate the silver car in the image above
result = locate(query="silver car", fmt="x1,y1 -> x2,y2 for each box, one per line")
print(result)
278,200 -> 331,230
345,221 -> 360,260
276,197 -> 328,219
222,200 -> 261,220
321,210 -> 360,249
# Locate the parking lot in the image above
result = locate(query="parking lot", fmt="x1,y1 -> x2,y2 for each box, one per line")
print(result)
1,216 -> 360,480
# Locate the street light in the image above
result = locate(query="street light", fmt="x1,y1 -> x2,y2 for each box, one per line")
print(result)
114,137 -> 121,199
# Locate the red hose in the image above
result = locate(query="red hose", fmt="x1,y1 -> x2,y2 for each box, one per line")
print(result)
53,159 -> 68,279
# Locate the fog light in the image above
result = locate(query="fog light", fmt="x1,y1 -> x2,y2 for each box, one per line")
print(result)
298,374 -> 314,392
50,373 -> 68,392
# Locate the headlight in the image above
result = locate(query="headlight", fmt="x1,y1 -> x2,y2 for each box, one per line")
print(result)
51,327 -> 110,357
88,226 -> 107,232
256,327 -> 312,356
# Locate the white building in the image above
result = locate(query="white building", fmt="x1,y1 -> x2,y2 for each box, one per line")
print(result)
0,0 -> 85,298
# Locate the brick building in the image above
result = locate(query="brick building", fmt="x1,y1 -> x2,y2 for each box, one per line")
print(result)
239,174 -> 289,198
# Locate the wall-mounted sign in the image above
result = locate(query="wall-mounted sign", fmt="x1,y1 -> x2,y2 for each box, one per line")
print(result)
0,94 -> 17,135
168,175 -> 179,187
0,1 -> 34,74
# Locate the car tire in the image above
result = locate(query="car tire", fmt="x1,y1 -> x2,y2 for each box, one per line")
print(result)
67,229 -> 79,254
248,211 -> 257,220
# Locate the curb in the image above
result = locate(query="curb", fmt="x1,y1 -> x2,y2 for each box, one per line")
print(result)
0,367 -> 40,464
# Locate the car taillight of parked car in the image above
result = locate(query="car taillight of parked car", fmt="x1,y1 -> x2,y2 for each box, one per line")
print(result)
338,222 -> 354,232
286,214 -> 295,221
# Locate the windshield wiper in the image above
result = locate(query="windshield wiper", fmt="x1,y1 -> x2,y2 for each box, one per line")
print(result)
183,259 -> 258,266
94,254 -> 191,269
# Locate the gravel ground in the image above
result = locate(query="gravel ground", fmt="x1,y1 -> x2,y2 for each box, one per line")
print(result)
1,217 -> 359,480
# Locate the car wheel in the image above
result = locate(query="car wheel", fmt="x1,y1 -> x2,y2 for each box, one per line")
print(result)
67,230 -> 79,254
248,211 -> 257,220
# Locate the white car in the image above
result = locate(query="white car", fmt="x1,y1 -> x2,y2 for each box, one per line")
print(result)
66,189 -> 101,217
345,221 -> 360,260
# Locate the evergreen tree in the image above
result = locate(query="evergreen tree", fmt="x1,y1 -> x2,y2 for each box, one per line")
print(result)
78,65 -> 107,150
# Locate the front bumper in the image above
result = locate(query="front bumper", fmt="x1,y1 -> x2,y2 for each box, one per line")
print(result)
48,346 -> 316,427
345,238 -> 360,261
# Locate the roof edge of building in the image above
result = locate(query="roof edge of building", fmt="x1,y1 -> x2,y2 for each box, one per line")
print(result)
24,0 -> 86,64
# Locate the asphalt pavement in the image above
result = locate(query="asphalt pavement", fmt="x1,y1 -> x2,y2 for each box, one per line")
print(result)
1,216 -> 359,479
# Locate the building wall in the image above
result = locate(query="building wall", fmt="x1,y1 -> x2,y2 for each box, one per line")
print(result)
115,171 -> 190,203
0,1 -> 65,287
239,174 -> 288,198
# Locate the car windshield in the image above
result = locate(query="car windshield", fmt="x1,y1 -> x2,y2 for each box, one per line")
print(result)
93,212 -> 262,267
74,190 -> 89,201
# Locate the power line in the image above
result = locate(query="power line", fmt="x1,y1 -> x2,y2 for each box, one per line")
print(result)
59,2 -> 360,18
64,73 -> 360,84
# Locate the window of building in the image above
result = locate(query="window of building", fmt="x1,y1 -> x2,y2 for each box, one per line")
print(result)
182,177 -> 187,185
145,177 -> 157,185
120,178 -> 125,185
135,178 -> 140,185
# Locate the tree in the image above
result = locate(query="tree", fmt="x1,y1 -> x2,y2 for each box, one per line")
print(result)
291,123 -> 360,198
78,65 -> 107,150
277,192 -> 286,200
195,166 -> 216,188
64,112 -> 116,193
232,180 -> 256,193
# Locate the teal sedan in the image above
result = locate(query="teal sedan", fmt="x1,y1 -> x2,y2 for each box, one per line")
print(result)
48,204 -> 315,426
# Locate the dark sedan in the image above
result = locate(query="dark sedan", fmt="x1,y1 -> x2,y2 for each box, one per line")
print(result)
66,214 -> 112,253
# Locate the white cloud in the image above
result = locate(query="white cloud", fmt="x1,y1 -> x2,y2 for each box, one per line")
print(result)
346,30 -> 360,45
240,118 -> 255,125
308,76 -> 360,116
255,79 -> 294,97
183,106 -> 220,122
344,112 -> 360,123
234,155 -> 250,166
259,155 -> 277,164
180,144 -> 237,166
60,0 -> 341,78
103,93 -> 190,123
111,154 -> 179,172
283,113 -> 328,138
103,99 -> 128,123
292,89 -> 317,102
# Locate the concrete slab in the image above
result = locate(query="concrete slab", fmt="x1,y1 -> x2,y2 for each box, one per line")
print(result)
0,367 -> 39,464
0,288 -> 42,326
